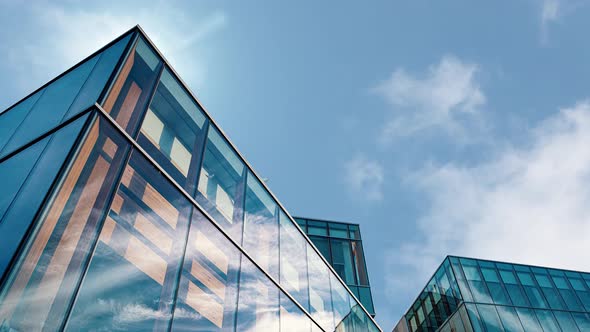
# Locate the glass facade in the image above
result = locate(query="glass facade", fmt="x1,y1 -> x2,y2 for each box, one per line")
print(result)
395,256 -> 590,332
0,27 -> 380,331
295,217 -> 376,317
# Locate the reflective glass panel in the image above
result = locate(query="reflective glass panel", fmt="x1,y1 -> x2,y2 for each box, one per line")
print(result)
553,311 -> 580,332
197,126 -> 245,241
0,89 -> 43,153
280,211 -> 309,311
515,307 -> 542,331
534,310 -> 560,332
0,116 -> 129,331
243,172 -> 279,279
235,258 -> 280,332
0,114 -> 88,285
137,68 -> 207,192
280,292 -> 311,332
496,305 -> 524,332
307,220 -> 328,236
102,37 -> 162,135
331,239 -> 356,285
66,150 -> 192,331
331,272 -> 352,328
1,34 -> 131,158
307,243 -> 334,331
476,304 -> 503,332
329,223 -> 348,238
171,210 -> 240,331
351,241 -> 369,286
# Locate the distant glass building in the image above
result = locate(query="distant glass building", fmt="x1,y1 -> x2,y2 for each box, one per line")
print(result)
294,217 -> 375,317
393,256 -> 590,332
0,26 -> 381,332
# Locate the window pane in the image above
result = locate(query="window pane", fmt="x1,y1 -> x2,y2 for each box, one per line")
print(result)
0,89 -> 43,153
280,292 -> 311,332
307,220 -> 327,236
476,304 -> 503,332
572,313 -> 590,331
137,68 -> 207,191
236,258 -> 280,331
329,223 -> 348,238
496,305 -> 524,332
197,126 -> 245,242
309,236 -> 331,262
359,287 -> 375,315
352,241 -> 369,286
462,261 -> 492,304
0,115 -> 87,281
307,243 -> 334,331
0,116 -> 129,331
450,257 -> 474,302
102,37 -> 162,136
553,311 -> 580,332
330,239 -> 356,285
280,211 -> 309,311
243,172 -> 279,279
348,225 -> 360,240
171,210 -> 241,331
515,307 -> 542,332
331,272 -> 352,328
66,149 -> 192,331
1,34 -> 131,158
534,310 -> 560,332
465,303 -> 485,332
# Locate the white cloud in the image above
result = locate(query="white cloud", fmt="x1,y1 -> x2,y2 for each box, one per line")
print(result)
3,2 -> 226,94
542,0 -> 560,24
344,155 -> 385,202
373,55 -> 485,143
387,101 -> 590,297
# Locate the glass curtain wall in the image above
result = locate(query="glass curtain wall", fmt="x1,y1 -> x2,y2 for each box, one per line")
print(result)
295,218 -> 375,316
98,30 -> 379,330
0,27 -> 380,332
401,256 -> 590,332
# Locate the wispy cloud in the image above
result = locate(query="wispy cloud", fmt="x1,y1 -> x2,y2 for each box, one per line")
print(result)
373,55 -> 485,143
386,100 -> 590,297
344,155 -> 385,202
1,2 -> 226,96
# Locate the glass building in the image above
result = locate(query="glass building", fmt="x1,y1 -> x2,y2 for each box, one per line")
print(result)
393,256 -> 590,332
0,26 -> 381,332
294,217 -> 375,317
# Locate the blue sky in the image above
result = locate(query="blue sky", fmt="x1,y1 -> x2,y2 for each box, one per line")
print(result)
2,0 -> 590,329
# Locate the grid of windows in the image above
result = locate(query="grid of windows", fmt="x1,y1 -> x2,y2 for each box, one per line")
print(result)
397,256 -> 590,332
0,27 -> 381,331
294,217 -> 375,316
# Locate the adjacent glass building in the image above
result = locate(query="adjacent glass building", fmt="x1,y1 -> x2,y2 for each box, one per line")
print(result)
294,217 -> 375,317
0,26 -> 381,332
393,256 -> 590,332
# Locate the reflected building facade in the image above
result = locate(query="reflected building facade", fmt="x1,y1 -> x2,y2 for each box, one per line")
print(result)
294,217 -> 375,317
0,26 -> 381,332
393,256 -> 590,332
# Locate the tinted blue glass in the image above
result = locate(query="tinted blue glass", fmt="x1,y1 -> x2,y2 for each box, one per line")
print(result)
496,305 -> 524,332
515,308 -> 543,331
0,89 -> 43,153
553,311 -> 580,332
330,239 -> 356,285
0,136 -> 48,221
359,287 -> 375,315
534,310 -> 560,332
463,263 -> 493,304
450,257 -> 474,302
572,313 -> 590,331
476,304 -> 503,332
0,57 -> 98,157
309,236 -> 331,262
0,114 -> 86,282
65,33 -> 133,120
465,304 -> 485,332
